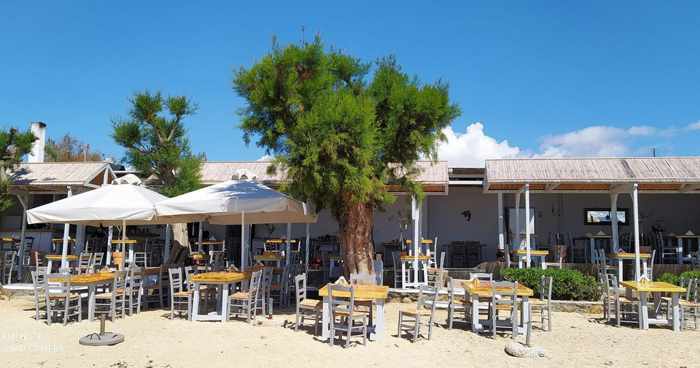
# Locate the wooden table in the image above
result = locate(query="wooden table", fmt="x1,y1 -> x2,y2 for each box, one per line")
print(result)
621,281 -> 686,332
112,239 -> 138,265
400,255 -> 431,288
463,280 -> 534,333
512,249 -> 549,269
45,254 -> 79,271
254,253 -> 284,267
608,252 -> 652,283
190,271 -> 249,322
49,272 -> 114,321
318,284 -> 389,341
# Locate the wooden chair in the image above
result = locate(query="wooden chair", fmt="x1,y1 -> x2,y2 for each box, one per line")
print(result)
30,268 -> 48,321
229,269 -> 262,323
45,272 -> 82,325
543,245 -> 567,269
391,251 -> 402,289
168,267 -> 191,319
94,271 -> 127,321
602,273 -> 638,326
530,275 -> 553,331
91,252 -> 105,271
77,252 -> 92,274
328,284 -> 367,348
258,267 -> 274,317
446,277 -> 470,329
488,281 -> 519,338
142,268 -> 167,309
126,266 -> 143,315
1,251 -> 17,284
294,273 -> 321,334
398,285 -> 438,342
133,251 -> 148,268
679,279 -> 699,330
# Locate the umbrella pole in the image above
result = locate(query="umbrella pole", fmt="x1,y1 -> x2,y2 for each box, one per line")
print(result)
286,223 -> 292,268
60,186 -> 73,271
198,221 -> 204,253
121,219 -> 127,270
240,212 -> 246,271
106,226 -> 113,267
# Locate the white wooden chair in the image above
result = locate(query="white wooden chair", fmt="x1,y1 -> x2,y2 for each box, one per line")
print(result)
45,272 -> 82,325
446,277 -> 470,329
94,271 -> 127,321
229,269 -> 262,323
77,252 -> 92,274
530,275 -> 553,331
168,267 -> 191,319
126,266 -> 143,315
30,268 -> 48,321
328,284 -> 367,347
489,281 -> 520,338
2,251 -> 17,284
91,252 -> 104,271
679,278 -> 699,330
258,267 -> 274,317
294,273 -> 321,334
398,285 -> 438,342
391,251 -> 402,289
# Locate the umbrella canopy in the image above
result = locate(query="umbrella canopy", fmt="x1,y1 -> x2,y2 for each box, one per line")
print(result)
27,183 -> 168,226
155,180 -> 317,224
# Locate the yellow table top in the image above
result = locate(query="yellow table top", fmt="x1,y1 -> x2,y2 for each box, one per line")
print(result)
608,252 -> 652,260
512,249 -> 549,256
463,280 -> 534,298
49,272 -> 114,286
265,239 -> 298,244
111,239 -> 138,244
196,240 -> 225,245
254,254 -> 284,262
621,281 -> 686,293
318,284 -> 389,301
191,272 -> 248,284
404,239 -> 433,244
52,238 -> 74,243
45,254 -> 79,261
400,255 -> 432,261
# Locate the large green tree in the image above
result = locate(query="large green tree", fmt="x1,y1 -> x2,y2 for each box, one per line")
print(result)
234,39 -> 459,277
0,127 -> 36,211
112,91 -> 203,197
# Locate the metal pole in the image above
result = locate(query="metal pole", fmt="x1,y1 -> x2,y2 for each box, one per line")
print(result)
121,219 -> 127,270
497,192 -> 505,251
17,194 -> 28,279
525,183 -> 531,268
515,191 -> 521,249
197,221 -> 204,253
286,223 -> 292,268
610,193 -> 620,252
412,195 -> 420,286
163,224 -> 171,265
632,183 -> 641,281
60,186 -> 72,270
106,226 -> 113,266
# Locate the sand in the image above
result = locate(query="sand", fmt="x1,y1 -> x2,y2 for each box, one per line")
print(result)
0,296 -> 698,368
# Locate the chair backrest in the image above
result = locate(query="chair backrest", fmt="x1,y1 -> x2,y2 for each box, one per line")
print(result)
127,266 -> 143,291
247,269 -> 263,302
539,275 -> 553,302
294,273 -> 307,305
134,252 -> 147,267
78,252 -> 91,273
328,284 -> 355,320
438,251 -> 446,269
168,267 -> 183,294
113,270 -> 127,295
92,252 -> 104,268
689,279 -> 699,303
417,285 -> 438,318
469,272 -> 493,282
31,267 -> 48,292
491,281 -> 519,308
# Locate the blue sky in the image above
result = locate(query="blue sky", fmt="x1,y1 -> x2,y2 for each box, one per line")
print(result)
2,1 -> 700,167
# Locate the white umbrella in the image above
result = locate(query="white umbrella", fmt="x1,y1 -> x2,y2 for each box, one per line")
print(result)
27,183 -> 168,268
156,180 -> 316,269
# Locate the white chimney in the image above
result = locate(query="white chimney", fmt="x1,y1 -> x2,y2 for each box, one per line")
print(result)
28,121 -> 46,163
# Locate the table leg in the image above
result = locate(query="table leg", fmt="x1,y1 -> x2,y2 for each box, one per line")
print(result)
618,259 -> 623,284
371,299 -> 385,341
539,256 -> 545,270
639,291 -> 649,330
518,256 -> 523,269
422,260 -> 428,285
521,296 -> 530,332
642,260 -> 648,279
221,284 -> 229,322
677,238 -> 683,265
47,260 -> 53,272
671,292 -> 681,332
88,285 -> 96,321
321,295 -> 330,340
401,261 -> 406,289
471,294 -> 481,332
191,283 -> 200,321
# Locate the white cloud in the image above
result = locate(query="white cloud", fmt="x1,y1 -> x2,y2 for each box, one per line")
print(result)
257,154 -> 273,161
538,126 -> 634,157
437,122 -> 521,167
687,121 -> 700,131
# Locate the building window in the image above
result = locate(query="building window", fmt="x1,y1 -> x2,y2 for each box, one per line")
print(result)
584,208 -> 629,226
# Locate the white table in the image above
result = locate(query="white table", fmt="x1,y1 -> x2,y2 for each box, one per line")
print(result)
319,284 -> 388,341
190,272 -> 247,323
621,281 -> 685,332
463,280 -> 532,334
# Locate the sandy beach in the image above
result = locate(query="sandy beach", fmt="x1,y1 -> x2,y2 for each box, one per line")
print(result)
1,295 -> 698,368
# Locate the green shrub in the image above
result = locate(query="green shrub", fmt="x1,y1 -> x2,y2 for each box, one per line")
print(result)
500,268 -> 601,301
658,270 -> 700,285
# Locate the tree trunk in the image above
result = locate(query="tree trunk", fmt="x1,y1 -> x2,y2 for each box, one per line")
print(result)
338,199 -> 375,283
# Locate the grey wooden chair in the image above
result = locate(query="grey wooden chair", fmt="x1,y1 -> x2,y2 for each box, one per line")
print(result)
258,267 -> 274,317
679,278 -> 699,330
391,251 -> 402,288
230,269 -> 262,323
294,273 -> 321,334
530,275 -> 553,331
489,281 -> 519,339
77,252 -> 92,274
446,277 -> 470,329
126,266 -> 143,315
328,284 -> 367,348
45,271 -> 82,325
30,268 -> 48,321
94,270 -> 127,321
90,252 -> 104,272
168,267 -> 191,319
398,285 -> 438,342
142,268 -> 167,309
2,250 -> 17,284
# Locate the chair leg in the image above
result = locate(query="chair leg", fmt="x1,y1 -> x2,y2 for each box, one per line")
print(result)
397,312 -> 402,338
547,307 -> 552,331
63,298 -> 69,325
413,317 -> 419,342
447,307 -> 453,329
295,310 -> 300,332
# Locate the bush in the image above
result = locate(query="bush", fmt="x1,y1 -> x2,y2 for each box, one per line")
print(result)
500,268 -> 601,301
657,270 -> 700,285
